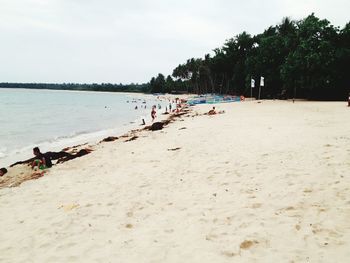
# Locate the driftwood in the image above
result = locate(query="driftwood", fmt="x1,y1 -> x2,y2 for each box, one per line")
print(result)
10,149 -> 92,167
10,157 -> 36,167
101,136 -> 119,142
147,119 -> 172,131
55,149 -> 92,164
167,147 -> 181,151
125,136 -> 138,142
149,122 -> 165,131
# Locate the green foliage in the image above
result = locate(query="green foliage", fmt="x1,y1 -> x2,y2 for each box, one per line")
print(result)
149,73 -> 166,93
152,14 -> 349,100
280,14 -> 339,99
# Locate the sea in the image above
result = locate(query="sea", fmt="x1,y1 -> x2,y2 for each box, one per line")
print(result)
0,88 -> 168,167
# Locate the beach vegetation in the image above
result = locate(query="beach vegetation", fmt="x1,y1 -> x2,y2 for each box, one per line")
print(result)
152,14 -> 349,100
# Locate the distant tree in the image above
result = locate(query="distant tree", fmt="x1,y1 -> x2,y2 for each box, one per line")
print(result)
281,14 -> 339,99
148,14 -> 349,100
149,73 -> 166,93
333,22 -> 350,99
164,75 -> 174,93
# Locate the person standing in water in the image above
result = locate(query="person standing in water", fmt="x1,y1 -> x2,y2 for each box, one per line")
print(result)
151,106 -> 157,122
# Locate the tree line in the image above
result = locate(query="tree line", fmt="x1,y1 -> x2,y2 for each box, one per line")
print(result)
1,14 -> 348,100
0,82 -> 149,93
149,14 -> 349,100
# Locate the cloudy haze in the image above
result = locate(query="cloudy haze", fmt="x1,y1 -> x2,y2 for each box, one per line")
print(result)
0,0 -> 349,84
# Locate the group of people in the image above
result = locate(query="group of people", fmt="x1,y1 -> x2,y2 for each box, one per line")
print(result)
135,105 -> 148,110
0,147 -> 52,177
135,96 -> 183,124
151,101 -> 179,121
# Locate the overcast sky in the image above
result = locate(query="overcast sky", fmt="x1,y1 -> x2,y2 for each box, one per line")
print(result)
0,0 -> 349,84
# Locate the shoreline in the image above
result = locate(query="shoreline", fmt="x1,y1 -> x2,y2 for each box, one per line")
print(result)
0,114 -> 149,167
0,100 -> 349,262
0,95 -> 188,187
0,89 -> 178,167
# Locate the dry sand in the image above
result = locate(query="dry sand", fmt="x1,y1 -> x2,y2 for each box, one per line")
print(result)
0,100 -> 349,262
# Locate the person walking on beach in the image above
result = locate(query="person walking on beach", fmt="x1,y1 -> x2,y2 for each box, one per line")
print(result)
348,92 -> 350,107
31,147 -> 52,170
151,106 -> 157,122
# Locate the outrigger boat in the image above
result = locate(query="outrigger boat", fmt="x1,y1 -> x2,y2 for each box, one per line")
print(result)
187,95 -> 241,106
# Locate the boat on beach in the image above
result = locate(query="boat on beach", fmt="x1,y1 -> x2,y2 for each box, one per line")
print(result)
187,94 -> 241,106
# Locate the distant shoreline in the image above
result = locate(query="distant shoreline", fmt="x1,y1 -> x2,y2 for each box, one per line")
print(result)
0,86 -> 149,96
0,82 -> 150,94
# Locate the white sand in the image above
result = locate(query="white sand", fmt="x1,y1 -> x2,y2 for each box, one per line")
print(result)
0,100 -> 349,262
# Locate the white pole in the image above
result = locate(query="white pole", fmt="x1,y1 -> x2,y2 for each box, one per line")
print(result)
251,78 -> 255,101
259,76 -> 264,100
251,78 -> 253,100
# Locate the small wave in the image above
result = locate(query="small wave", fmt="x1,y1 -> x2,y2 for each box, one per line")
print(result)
34,129 -> 99,145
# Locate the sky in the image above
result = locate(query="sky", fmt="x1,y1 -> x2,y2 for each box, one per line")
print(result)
0,0 -> 349,84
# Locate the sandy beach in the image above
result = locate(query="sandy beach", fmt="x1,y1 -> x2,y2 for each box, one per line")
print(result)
0,100 -> 349,262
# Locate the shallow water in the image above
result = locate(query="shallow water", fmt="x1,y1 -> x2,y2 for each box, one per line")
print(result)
0,88 -> 167,166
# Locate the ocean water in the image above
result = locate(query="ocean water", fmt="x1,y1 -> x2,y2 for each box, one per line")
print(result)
0,88 -> 167,166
